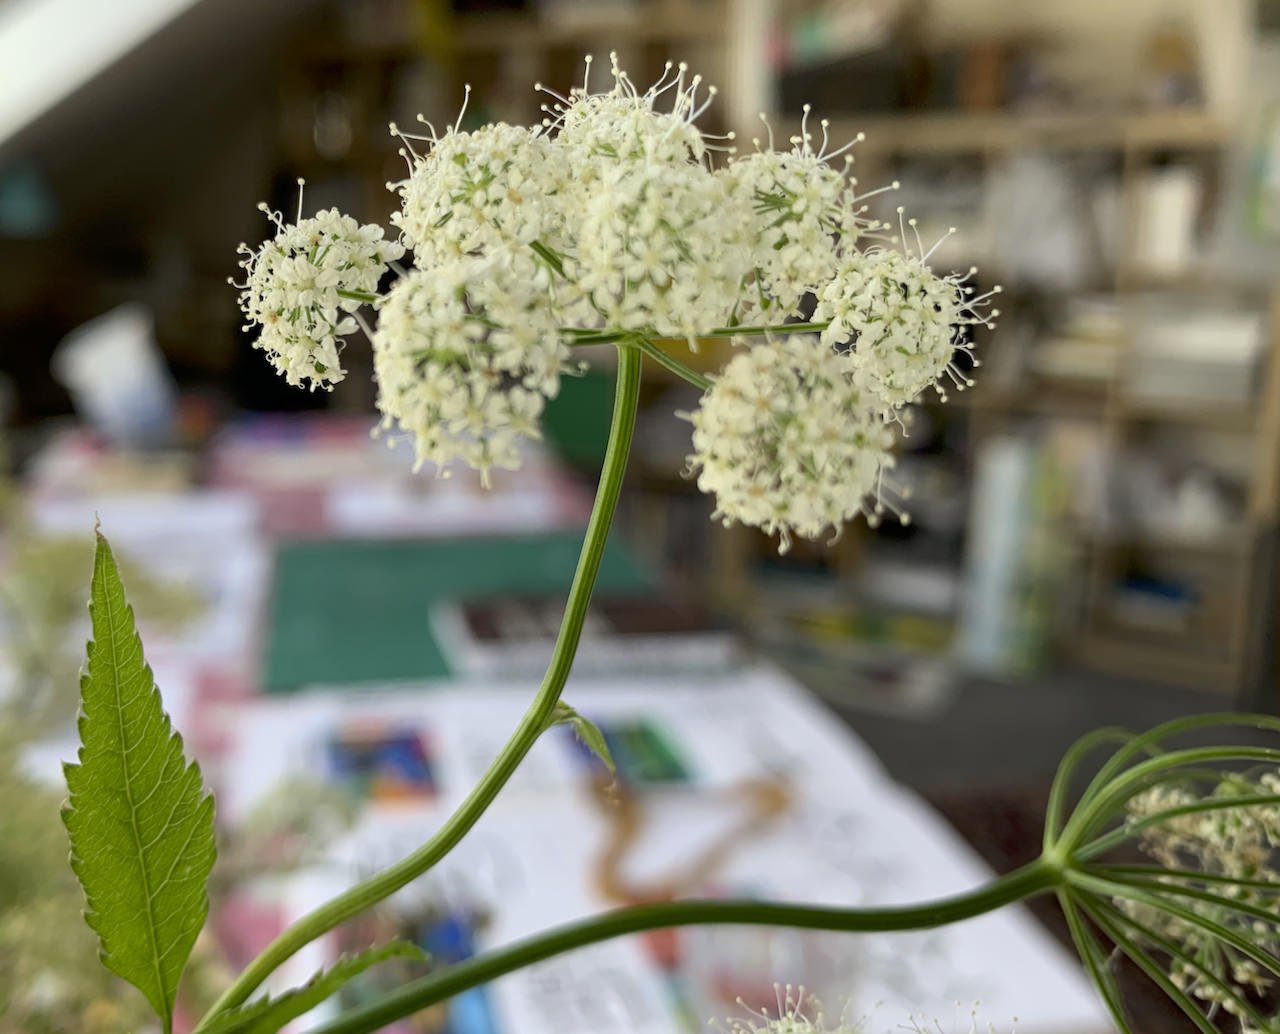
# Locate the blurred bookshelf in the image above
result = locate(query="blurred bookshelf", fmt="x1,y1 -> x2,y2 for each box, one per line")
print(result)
265,0 -> 733,412
783,110 -> 1230,157
715,0 -> 1280,699
275,0 -> 730,176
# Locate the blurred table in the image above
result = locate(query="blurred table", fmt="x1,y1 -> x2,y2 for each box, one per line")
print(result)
10,415 -> 1111,1034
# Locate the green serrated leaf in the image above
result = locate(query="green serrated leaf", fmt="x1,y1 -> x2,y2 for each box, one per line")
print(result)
201,941 -> 427,1034
552,701 -> 615,774
62,531 -> 217,1033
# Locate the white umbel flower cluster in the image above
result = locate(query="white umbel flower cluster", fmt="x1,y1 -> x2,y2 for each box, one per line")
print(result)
372,257 -> 569,481
235,57 -> 998,527
814,221 -> 999,412
721,110 -> 889,318
547,57 -> 752,338
687,335 -> 896,552
1119,772 -> 1280,1032
554,54 -> 710,169
390,117 -> 566,266
234,193 -> 403,390
578,162 -> 752,343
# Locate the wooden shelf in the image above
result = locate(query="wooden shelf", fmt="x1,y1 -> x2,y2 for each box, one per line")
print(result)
1076,528 -> 1253,558
454,5 -> 724,52
1073,631 -> 1241,693
956,381 -> 1109,420
957,380 -> 1259,433
1117,396 -> 1258,431
778,109 -> 1228,156
300,39 -> 423,63
298,2 -> 724,63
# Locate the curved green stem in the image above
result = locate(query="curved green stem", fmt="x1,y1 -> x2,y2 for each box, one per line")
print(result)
1071,764 -> 1265,855
1059,745 -> 1280,852
1075,897 -> 1219,1034
1057,889 -> 1134,1034
305,859 -> 1061,1034
1043,726 -> 1131,853
1072,713 -> 1280,828
1066,870 -> 1280,979
1092,863 -> 1280,893
1075,792 -> 1280,862
1082,870 -> 1280,934
1085,896 -> 1273,1032
197,346 -> 644,1027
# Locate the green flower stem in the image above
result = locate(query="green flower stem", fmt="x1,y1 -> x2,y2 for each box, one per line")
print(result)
629,338 -> 712,390
565,320 -> 832,348
1071,713 -> 1280,831
566,334 -> 626,346
1088,871 -> 1280,932
1074,792 -> 1280,861
1076,898 -> 1219,1034
197,346 -> 644,1028
1086,895 -> 1272,1033
305,858 -> 1061,1034
1066,870 -> 1280,977
706,320 -> 830,338
1093,863 -> 1280,893
1043,726 -> 1130,853
1057,889 -> 1132,1034
335,288 -> 379,304
1059,745 -> 1280,852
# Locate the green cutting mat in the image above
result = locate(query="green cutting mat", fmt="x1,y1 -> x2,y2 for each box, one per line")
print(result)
264,531 -> 652,691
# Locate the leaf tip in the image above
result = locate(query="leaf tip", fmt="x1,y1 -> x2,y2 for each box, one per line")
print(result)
93,525 -> 111,559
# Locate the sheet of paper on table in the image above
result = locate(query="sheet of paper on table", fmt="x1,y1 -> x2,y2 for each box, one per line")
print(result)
206,415 -> 590,537
219,666 -> 1111,1034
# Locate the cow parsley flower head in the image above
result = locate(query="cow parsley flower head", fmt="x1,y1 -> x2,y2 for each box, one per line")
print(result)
722,985 -> 862,1034
723,110 -> 894,318
898,1003 -> 1014,1034
722,988 -> 1011,1034
686,335 -> 899,553
371,256 -> 570,481
548,54 -> 714,169
576,161 -> 753,342
233,187 -> 404,390
390,111 -> 565,265
814,214 -> 999,412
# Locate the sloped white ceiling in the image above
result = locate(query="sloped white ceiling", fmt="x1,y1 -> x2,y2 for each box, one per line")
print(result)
0,0 -> 207,146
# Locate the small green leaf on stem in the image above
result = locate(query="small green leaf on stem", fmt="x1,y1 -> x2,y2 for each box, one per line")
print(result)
200,942 -> 427,1034
551,701 -> 615,774
62,531 -> 218,1032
